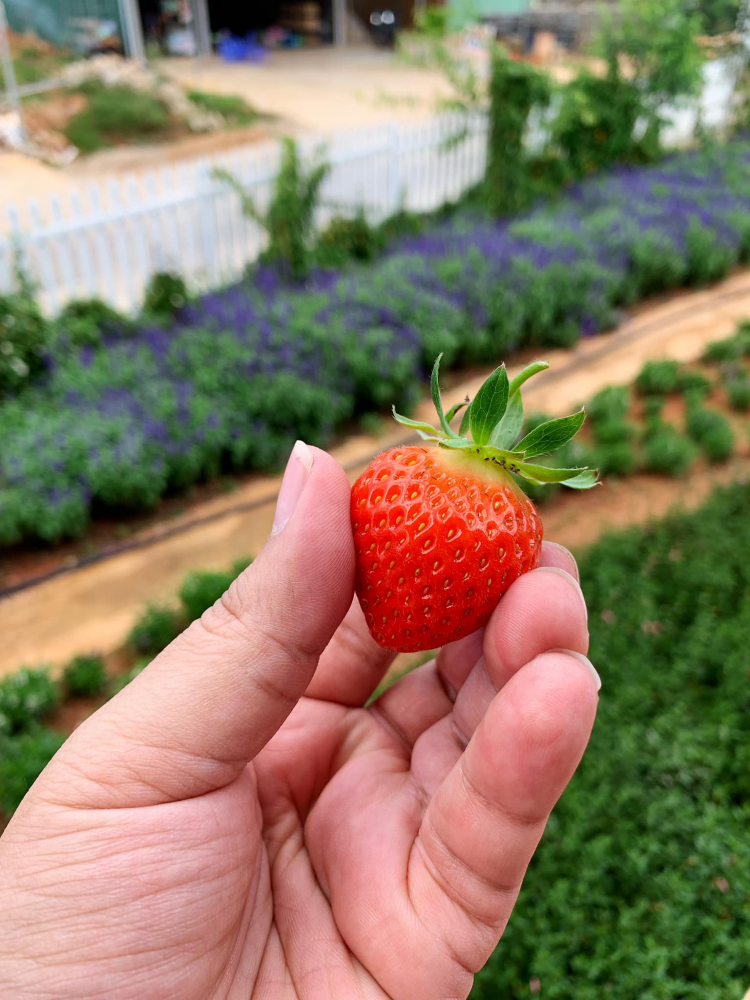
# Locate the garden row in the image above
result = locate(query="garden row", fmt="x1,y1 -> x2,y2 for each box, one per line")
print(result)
472,476 -> 750,999
3,140 -> 750,548
4,474 -> 750,996
4,322 -> 750,819
525,323 -> 750,505
0,556 -> 251,821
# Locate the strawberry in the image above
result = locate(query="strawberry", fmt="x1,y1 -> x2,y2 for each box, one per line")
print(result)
351,357 -> 597,653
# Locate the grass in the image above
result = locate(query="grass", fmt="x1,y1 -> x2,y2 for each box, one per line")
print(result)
188,89 -> 259,127
471,480 -> 750,999
64,81 -> 171,153
0,46 -> 73,91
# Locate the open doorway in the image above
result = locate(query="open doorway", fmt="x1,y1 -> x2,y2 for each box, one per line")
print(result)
137,0 -> 339,56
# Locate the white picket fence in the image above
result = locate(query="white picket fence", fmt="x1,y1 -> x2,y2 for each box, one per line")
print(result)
0,113 -> 489,315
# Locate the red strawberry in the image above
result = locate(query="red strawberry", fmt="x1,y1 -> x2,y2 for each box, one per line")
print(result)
351,357 -> 597,653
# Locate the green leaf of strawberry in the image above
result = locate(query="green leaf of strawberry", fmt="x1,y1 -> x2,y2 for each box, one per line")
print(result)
470,365 -> 510,446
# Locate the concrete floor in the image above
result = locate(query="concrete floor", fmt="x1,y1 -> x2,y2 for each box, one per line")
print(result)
157,47 -> 453,133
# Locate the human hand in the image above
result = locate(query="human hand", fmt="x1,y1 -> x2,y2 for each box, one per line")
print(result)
0,443 -> 599,1000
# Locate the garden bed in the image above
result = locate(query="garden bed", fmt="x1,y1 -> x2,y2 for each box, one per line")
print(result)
4,141 -> 750,553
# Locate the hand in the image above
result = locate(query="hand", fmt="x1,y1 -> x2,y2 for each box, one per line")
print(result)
0,443 -> 599,1000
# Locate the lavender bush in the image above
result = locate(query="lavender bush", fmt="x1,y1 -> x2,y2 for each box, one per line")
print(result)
3,141 -> 750,546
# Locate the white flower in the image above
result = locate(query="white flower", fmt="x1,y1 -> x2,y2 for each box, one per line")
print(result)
0,341 -> 13,356
9,357 -> 29,377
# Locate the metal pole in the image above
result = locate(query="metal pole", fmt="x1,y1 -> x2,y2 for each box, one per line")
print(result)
117,0 -> 146,64
191,0 -> 212,57
333,0 -> 347,46
0,0 -> 24,137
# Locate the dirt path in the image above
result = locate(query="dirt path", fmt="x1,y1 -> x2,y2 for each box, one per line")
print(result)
3,271 -> 750,675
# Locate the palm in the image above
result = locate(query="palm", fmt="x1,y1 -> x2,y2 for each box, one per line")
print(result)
0,448 -> 598,1000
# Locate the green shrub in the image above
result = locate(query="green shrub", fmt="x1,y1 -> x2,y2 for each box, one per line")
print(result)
642,394 -> 666,421
55,298 -> 129,348
686,402 -> 735,462
485,51 -> 552,215
591,419 -> 636,446
726,376 -> 750,411
593,439 -> 637,477
0,725 -> 66,817
586,385 -> 631,425
178,557 -> 253,621
215,137 -> 329,281
635,359 -> 681,396
703,326 -> 750,363
0,293 -> 49,395
62,654 -> 107,697
472,481 -> 750,998
677,369 -> 712,397
142,271 -> 188,321
65,83 -> 170,153
685,218 -> 734,286
187,89 -> 257,125
641,423 -> 697,476
126,604 -> 182,658
180,569 -> 233,621
553,68 -> 646,179
109,660 -> 149,697
315,210 -> 384,268
0,667 -> 61,735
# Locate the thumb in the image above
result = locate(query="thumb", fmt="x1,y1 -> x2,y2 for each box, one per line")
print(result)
50,442 -> 354,807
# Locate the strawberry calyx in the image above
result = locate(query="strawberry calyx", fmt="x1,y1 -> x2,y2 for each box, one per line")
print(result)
392,355 -> 599,490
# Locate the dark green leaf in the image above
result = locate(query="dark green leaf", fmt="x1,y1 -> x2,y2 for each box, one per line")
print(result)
470,365 -> 509,446
513,411 -> 585,459
489,389 -> 524,449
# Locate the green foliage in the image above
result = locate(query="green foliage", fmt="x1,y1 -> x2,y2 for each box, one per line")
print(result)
0,292 -> 49,396
677,368 -> 712,397
62,654 -> 107,697
216,138 -> 329,281
472,481 -> 750,998
596,0 -> 704,116
65,82 -> 170,154
685,219 -> 735,286
179,559 -> 252,622
642,394 -> 666,421
55,298 -> 129,348
0,667 -> 61,736
315,209 -> 384,268
635,359 -> 681,396
591,418 -> 636,445
126,604 -> 182,658
0,725 -> 65,817
485,50 -> 552,215
726,376 -> 750,411
586,384 -> 631,424
703,326 -> 750,362
593,438 -> 637,476
109,660 -> 149,697
642,421 -> 698,475
142,271 -> 188,321
697,0 -> 741,34
553,68 -> 649,179
187,89 -> 258,126
686,401 -> 735,461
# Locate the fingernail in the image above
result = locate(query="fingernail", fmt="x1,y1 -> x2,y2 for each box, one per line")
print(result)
550,648 -> 602,692
272,441 -> 313,536
543,541 -> 580,582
